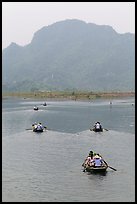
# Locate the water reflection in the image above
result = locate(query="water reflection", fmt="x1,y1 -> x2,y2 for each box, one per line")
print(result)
86,170 -> 108,178
2,98 -> 135,202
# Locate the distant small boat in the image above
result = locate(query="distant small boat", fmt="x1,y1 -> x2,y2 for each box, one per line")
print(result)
34,106 -> 38,110
43,102 -> 47,106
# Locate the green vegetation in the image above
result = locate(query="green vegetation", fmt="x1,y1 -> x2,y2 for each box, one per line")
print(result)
2,91 -> 135,100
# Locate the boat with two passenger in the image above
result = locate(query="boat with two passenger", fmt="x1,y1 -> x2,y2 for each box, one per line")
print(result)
34,106 -> 39,111
82,151 -> 108,173
32,122 -> 45,132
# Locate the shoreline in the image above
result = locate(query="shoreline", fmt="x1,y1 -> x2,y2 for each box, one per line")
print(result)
2,91 -> 135,101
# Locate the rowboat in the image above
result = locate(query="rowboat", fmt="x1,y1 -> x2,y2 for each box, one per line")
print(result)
85,163 -> 108,173
91,128 -> 103,132
90,121 -> 107,132
90,128 -> 108,132
32,123 -> 44,132
34,106 -> 38,110
33,128 -> 43,132
82,152 -> 108,173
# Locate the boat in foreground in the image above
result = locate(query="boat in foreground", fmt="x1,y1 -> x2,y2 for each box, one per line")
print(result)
82,151 -> 108,173
85,163 -> 108,173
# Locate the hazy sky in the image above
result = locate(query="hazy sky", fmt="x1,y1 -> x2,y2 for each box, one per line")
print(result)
2,2 -> 135,49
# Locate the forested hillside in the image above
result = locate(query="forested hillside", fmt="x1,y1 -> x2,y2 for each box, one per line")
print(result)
2,19 -> 135,92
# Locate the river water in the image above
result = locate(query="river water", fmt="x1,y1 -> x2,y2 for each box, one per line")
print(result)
2,97 -> 135,202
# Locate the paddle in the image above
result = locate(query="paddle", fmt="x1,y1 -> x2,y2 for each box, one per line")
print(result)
90,128 -> 97,131
26,125 -> 48,131
102,160 -> 116,171
108,166 -> 117,171
103,128 -> 108,131
90,128 -> 108,131
82,163 -> 87,172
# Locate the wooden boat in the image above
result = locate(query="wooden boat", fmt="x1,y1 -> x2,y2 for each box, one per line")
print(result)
33,128 -> 43,132
32,123 -> 44,132
90,122 -> 108,132
34,106 -> 38,110
82,152 -> 108,173
91,128 -> 103,132
85,163 -> 108,173
90,128 -> 108,132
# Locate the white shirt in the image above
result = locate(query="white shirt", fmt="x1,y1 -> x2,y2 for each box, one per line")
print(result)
95,123 -> 100,129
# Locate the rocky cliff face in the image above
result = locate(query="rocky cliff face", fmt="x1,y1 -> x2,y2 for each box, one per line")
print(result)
2,19 -> 135,92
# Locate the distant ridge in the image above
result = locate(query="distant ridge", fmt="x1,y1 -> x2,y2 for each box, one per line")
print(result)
2,19 -> 135,92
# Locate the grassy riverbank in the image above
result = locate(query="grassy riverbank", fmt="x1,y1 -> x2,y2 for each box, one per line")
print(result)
2,91 -> 135,101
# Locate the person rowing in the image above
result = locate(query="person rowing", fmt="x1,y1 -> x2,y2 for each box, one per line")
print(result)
93,121 -> 103,132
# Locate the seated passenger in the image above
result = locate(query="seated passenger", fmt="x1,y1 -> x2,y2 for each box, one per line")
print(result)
37,123 -> 43,130
93,154 -> 103,167
89,151 -> 93,158
32,122 -> 37,130
94,122 -> 103,131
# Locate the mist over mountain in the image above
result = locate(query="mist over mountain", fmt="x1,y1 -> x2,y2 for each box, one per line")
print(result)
2,19 -> 135,92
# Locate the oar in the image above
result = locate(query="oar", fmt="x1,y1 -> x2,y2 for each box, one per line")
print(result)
103,128 -> 108,131
103,160 -> 116,171
90,128 -> 108,131
26,126 -> 47,131
82,163 -> 87,172
108,166 -> 117,171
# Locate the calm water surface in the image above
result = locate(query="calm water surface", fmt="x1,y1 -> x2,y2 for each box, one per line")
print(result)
2,97 -> 135,202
